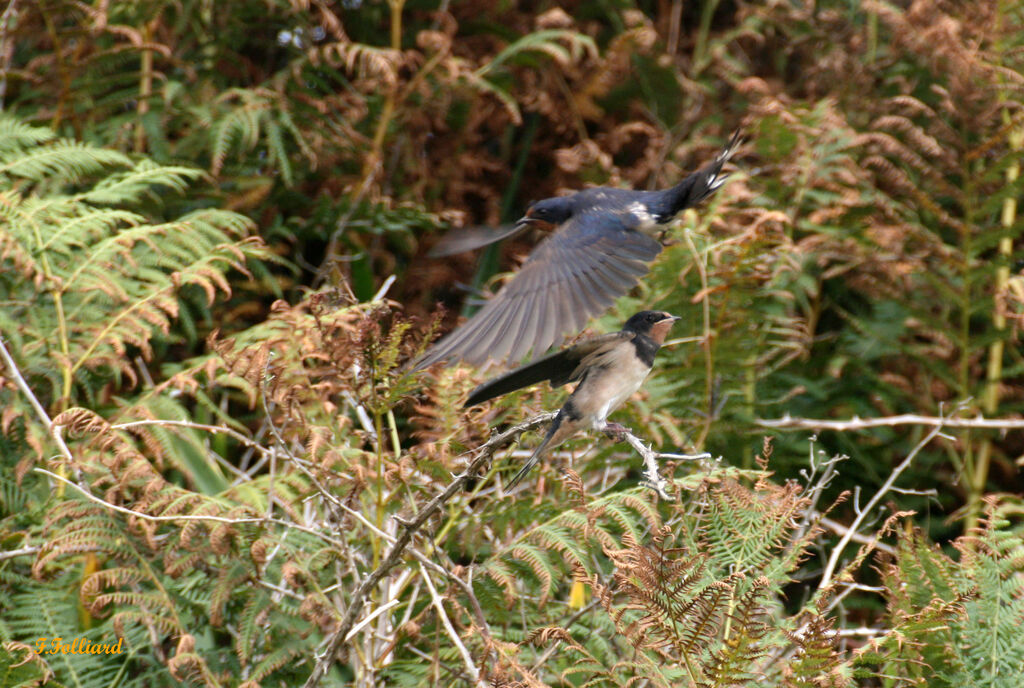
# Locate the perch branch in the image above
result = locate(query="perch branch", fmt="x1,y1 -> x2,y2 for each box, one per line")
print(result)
620,431 -> 710,499
33,468 -> 347,548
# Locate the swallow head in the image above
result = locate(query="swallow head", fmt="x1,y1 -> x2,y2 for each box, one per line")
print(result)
519,196 -> 574,227
623,310 -> 681,344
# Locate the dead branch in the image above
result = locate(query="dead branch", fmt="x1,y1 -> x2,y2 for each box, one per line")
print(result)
757,412 -> 1024,431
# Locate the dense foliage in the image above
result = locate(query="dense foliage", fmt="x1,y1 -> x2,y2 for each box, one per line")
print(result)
1,0 -> 1023,686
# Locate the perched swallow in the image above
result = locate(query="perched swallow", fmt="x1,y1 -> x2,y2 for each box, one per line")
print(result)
415,132 -> 739,370
465,310 -> 680,490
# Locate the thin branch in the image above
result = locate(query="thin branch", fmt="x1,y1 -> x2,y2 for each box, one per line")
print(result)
758,412 -> 1024,431
816,514 -> 896,556
418,563 -> 485,687
34,468 -> 347,548
334,496 -> 494,657
0,337 -> 74,464
111,419 -> 271,458
303,412 -> 554,688
0,545 -> 40,562
36,468 -> 266,524
619,431 -> 710,499
344,599 -> 402,643
817,423 -> 945,591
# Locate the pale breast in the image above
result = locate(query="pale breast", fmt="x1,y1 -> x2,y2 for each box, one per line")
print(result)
570,345 -> 652,429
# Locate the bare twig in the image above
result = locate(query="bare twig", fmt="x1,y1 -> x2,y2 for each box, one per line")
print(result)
332,493 -> 488,638
33,468 -> 347,548
619,432 -> 710,499
0,545 -> 39,562
816,514 -> 896,556
418,563 -> 485,687
111,419 -> 271,458
758,412 -> 1024,431
0,337 -> 74,464
817,424 -> 945,591
303,412 -> 553,688
344,599 -> 402,643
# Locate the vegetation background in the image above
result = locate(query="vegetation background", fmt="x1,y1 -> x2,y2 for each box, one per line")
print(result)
1,0 -> 1023,686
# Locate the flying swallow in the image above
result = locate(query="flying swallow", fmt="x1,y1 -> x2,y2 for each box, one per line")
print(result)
414,132 -> 739,370
464,310 -> 680,490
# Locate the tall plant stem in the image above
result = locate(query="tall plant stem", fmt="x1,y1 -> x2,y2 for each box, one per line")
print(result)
135,22 -> 154,153
958,143 -> 979,530
972,122 -> 1023,530
969,4 -> 1023,531
360,0 -> 405,182
692,0 -> 721,76
685,229 -> 714,449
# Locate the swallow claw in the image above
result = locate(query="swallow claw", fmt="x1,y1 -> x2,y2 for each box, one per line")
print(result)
602,422 -> 630,441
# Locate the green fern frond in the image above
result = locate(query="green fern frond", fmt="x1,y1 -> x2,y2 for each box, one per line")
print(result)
0,140 -> 130,183
0,118 -> 55,152
784,604 -> 849,687
482,488 -> 664,601
475,30 -> 597,76
4,577 -> 127,688
698,577 -> 769,687
80,161 -> 203,205
506,544 -> 556,601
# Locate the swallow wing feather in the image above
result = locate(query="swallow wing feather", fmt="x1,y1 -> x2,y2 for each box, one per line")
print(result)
415,213 -> 660,369
427,222 -> 530,257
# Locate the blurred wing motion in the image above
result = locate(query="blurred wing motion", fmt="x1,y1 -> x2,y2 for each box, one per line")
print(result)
413,214 -> 660,369
428,222 -> 530,258
415,133 -> 741,370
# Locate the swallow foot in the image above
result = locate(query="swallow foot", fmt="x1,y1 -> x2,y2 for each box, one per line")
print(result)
602,422 -> 630,441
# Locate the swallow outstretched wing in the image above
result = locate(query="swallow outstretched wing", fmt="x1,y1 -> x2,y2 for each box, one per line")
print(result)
415,214 -> 660,369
